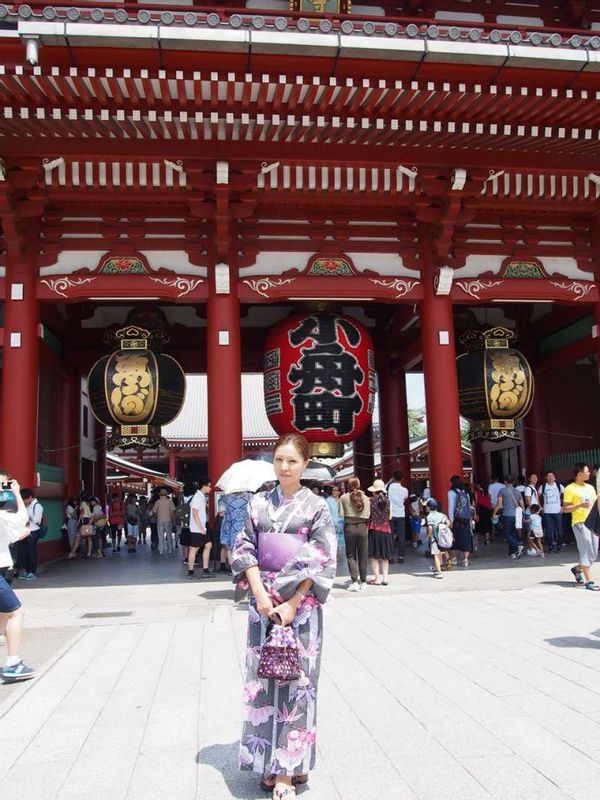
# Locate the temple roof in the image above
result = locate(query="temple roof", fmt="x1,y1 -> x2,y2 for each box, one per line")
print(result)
162,373 -> 278,444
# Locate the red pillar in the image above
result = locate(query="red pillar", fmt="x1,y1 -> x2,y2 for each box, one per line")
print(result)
378,361 -> 411,486
419,228 -> 462,509
168,449 -> 177,479
95,427 -> 106,503
1,238 -> 40,487
353,421 -> 375,490
207,264 -> 242,485
61,368 -> 81,498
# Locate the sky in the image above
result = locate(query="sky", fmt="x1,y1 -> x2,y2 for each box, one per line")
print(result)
406,373 -> 426,409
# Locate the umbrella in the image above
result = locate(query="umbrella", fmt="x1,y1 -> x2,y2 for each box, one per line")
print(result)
302,460 -> 337,483
216,459 -> 276,494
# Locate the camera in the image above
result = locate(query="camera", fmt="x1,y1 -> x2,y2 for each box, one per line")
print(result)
1,480 -> 12,490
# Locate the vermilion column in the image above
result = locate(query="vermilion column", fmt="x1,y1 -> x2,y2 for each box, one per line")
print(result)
61,368 -> 81,498
353,421 -> 375,491
207,263 -> 242,486
419,229 -> 462,508
95,428 -> 106,504
378,361 -> 411,484
168,449 -> 177,479
1,241 -> 40,487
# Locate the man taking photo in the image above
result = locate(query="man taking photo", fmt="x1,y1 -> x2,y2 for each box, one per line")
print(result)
0,468 -> 36,682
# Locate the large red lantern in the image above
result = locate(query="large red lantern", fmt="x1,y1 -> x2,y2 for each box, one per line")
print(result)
264,311 -> 376,458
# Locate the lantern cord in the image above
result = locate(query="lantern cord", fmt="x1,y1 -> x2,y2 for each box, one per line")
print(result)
522,426 -> 595,440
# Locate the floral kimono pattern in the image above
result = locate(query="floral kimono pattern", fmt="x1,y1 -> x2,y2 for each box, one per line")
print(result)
232,486 -> 337,777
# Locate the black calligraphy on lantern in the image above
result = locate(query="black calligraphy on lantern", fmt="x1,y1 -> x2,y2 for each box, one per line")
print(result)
288,314 -> 364,435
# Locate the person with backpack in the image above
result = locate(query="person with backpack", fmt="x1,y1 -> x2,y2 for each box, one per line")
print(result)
540,471 -> 565,552
492,476 -> 525,559
366,479 -> 393,586
177,482 -> 194,566
340,477 -> 370,592
219,491 -> 253,575
18,489 -> 45,581
425,498 -> 453,578
447,475 -> 473,568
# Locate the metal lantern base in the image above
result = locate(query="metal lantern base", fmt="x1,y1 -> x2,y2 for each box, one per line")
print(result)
308,441 -> 344,458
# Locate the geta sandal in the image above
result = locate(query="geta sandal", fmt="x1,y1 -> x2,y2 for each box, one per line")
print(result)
272,786 -> 296,799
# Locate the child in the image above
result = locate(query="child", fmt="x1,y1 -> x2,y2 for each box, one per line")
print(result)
409,493 -> 422,549
425,499 -> 452,578
528,504 -> 544,557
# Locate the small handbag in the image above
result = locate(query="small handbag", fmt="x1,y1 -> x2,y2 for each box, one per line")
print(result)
257,622 -> 301,682
80,524 -> 93,537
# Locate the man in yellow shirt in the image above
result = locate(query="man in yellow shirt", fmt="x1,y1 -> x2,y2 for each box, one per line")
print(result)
562,463 -> 599,590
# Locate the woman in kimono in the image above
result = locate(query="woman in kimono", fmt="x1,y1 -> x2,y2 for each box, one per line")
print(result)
232,433 -> 337,800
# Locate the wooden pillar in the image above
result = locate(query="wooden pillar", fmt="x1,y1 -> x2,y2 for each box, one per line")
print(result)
206,262 -> 242,485
95,428 -> 106,503
419,227 -> 462,509
378,360 -> 411,485
62,368 -> 81,498
353,421 -> 374,491
168,449 -> 177,479
0,231 -> 40,486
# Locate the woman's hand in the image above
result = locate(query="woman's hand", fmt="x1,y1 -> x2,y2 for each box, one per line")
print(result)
270,601 -> 296,627
255,589 -> 274,618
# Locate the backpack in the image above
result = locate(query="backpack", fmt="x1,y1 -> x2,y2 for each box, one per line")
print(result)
453,489 -> 472,520
34,501 -> 48,539
175,498 -> 191,528
433,520 -> 454,550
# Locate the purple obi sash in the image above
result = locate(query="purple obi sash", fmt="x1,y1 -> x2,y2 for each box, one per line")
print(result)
258,531 -> 307,572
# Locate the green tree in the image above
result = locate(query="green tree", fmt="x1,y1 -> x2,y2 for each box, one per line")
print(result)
408,407 -> 426,441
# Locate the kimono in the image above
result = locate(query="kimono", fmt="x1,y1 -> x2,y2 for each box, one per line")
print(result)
232,485 -> 337,778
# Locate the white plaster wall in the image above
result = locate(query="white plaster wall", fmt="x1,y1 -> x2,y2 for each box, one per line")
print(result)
240,251 -> 418,276
39,251 -> 207,277
453,255 -> 594,281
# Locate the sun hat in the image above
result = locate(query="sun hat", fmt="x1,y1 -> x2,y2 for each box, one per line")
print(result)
367,479 -> 387,493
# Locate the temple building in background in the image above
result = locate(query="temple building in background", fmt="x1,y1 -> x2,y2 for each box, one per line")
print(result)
1,2 -> 600,562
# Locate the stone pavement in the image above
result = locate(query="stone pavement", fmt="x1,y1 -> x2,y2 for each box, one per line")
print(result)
1,542 -> 600,799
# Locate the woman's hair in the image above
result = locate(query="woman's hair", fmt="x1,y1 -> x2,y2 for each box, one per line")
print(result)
273,433 -> 309,462
372,492 -> 387,513
450,475 -> 464,491
347,477 -> 364,513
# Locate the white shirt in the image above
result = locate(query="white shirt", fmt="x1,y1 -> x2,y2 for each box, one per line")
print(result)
27,500 -> 43,532
388,482 -> 408,517
0,508 -> 29,568
488,481 -> 505,505
542,483 -> 563,514
524,485 -> 540,508
189,490 -> 207,533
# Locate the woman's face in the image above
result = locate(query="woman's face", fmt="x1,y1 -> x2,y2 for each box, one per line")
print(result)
273,442 -> 308,490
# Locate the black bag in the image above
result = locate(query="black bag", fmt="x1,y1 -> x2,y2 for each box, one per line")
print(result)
34,502 -> 48,539
127,515 -> 137,526
585,503 -> 600,536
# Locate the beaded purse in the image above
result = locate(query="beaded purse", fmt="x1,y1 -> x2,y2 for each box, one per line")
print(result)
257,623 -> 301,682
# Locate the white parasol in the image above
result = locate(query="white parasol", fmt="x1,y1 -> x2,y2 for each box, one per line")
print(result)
216,459 -> 277,494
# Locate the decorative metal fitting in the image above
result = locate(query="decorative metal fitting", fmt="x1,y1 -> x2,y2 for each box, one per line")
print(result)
448,26 -> 460,40
114,9 -> 128,23
229,14 -> 243,28
341,20 -> 353,34
18,4 -> 33,18
427,25 -> 439,39
207,12 -> 220,27
274,17 -> 288,31
90,8 -> 104,22
384,23 -> 397,36
66,7 -> 80,21
137,9 -> 151,24
297,18 -> 310,32
509,31 -> 522,44
489,29 -> 502,43
319,19 -> 332,33
161,11 -> 174,25
252,15 -> 265,29
184,12 -> 196,26
363,21 -> 375,36
406,23 -> 419,38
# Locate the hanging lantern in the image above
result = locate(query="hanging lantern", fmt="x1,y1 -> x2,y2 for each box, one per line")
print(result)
88,326 -> 185,449
456,327 -> 534,441
264,311 -> 376,458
